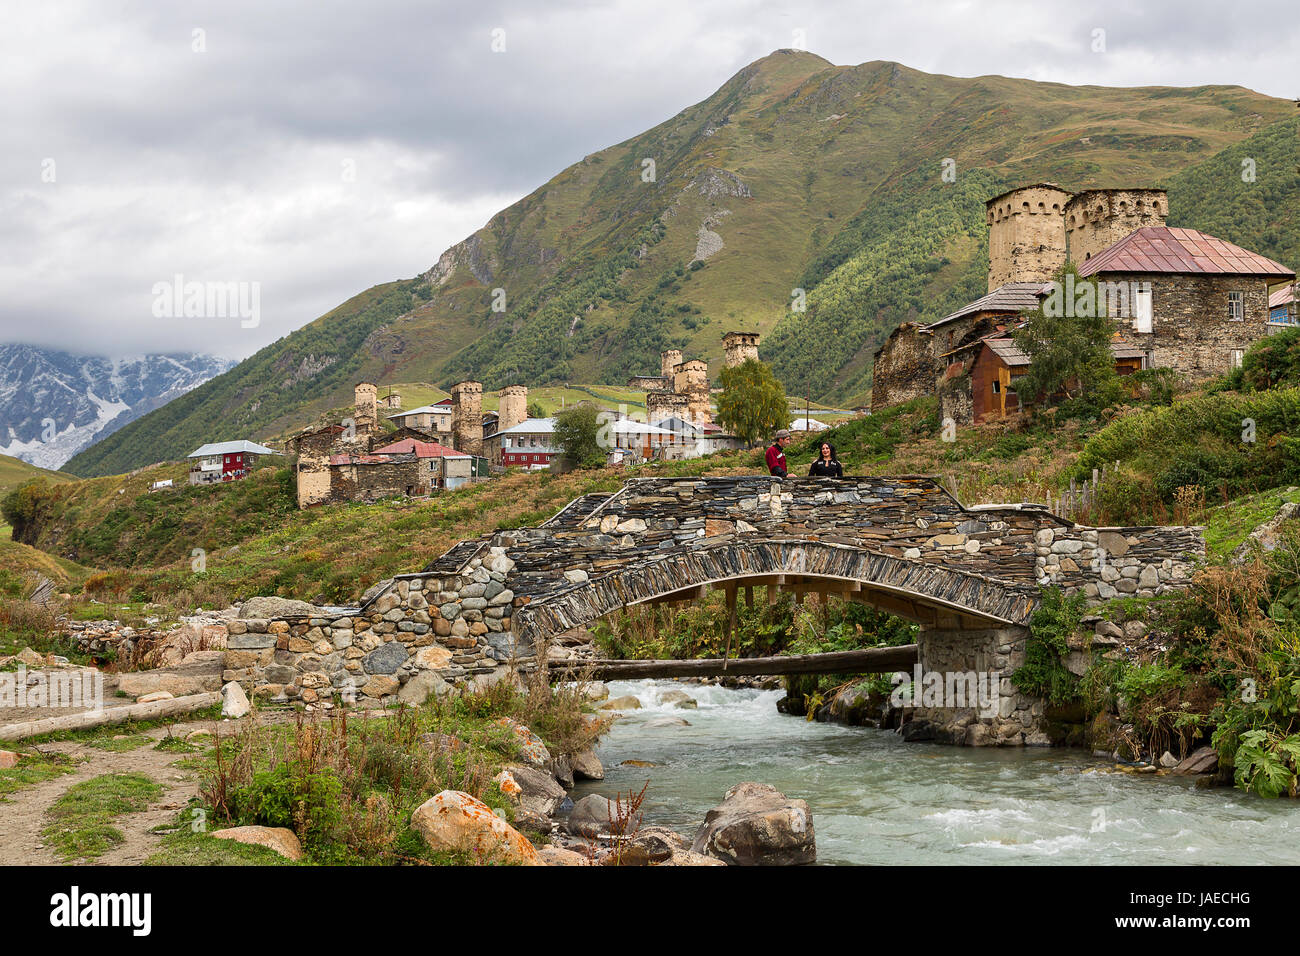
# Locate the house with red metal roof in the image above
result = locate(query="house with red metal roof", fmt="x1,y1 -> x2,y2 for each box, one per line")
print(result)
371,437 -> 476,490
1075,226 -> 1294,376
872,184 -> 1297,420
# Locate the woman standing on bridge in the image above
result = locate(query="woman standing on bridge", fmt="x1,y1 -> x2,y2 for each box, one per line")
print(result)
808,441 -> 843,478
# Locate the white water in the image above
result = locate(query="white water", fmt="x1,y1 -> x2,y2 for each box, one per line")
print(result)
572,680 -> 1300,865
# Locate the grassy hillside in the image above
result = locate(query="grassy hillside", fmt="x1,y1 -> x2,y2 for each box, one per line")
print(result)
0,454 -> 75,497
65,51 -> 1295,472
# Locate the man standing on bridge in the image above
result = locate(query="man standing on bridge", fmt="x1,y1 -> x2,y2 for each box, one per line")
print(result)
766,429 -> 792,478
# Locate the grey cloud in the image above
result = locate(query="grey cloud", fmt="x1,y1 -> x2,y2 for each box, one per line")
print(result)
1,0 -> 1296,358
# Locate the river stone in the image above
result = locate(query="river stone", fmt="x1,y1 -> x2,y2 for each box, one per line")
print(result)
617,825 -> 691,865
363,642 -> 408,675
506,765 -> 567,816
691,782 -> 815,866
1172,746 -> 1218,775
645,716 -> 690,728
828,682 -> 876,725
563,793 -> 643,838
598,695 -> 642,711
571,748 -> 604,781
240,596 -> 317,619
539,845 -> 590,866
657,689 -> 697,709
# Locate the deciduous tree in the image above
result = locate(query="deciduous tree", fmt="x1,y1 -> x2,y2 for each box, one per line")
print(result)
716,359 -> 790,448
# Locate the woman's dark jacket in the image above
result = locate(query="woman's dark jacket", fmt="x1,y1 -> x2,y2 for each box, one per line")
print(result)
808,458 -> 843,478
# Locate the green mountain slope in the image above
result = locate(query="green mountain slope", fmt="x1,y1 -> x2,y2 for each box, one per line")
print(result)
66,51 -> 1296,473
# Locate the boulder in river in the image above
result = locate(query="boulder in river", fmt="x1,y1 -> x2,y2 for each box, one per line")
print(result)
598,695 -> 642,711
571,748 -> 604,780
645,716 -> 690,728
657,689 -> 698,709
1172,746 -> 1219,775
692,781 -> 815,866
613,825 -> 691,865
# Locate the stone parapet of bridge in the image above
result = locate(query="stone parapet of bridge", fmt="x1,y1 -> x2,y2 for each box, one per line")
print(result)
487,476 -> 1203,607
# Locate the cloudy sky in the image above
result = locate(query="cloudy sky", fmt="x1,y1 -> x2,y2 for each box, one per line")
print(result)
2,0 -> 1297,361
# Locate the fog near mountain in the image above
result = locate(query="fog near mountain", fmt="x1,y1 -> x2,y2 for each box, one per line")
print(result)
0,345 -> 234,469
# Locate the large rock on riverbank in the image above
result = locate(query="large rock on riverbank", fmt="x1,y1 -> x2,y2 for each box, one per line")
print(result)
692,782 -> 815,866
210,825 -> 303,861
411,790 -> 540,865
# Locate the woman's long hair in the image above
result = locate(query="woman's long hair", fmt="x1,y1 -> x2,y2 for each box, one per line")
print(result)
818,441 -> 838,463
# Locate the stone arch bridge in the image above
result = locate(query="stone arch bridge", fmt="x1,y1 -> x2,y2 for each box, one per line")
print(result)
233,476 -> 1203,746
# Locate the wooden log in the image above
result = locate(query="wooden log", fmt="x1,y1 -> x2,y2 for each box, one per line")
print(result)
544,645 -> 919,681
0,691 -> 222,742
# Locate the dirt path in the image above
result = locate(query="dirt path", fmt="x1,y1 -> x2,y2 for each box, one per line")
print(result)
0,717 -> 220,866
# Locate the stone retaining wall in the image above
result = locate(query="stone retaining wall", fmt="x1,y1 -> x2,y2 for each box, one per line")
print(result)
224,548 -> 521,708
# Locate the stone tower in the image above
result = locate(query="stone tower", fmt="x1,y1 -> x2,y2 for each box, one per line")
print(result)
673,359 -> 711,423
451,381 -> 483,457
985,184 -> 1071,291
722,331 -> 761,367
660,349 -> 683,380
1065,189 -> 1168,265
353,382 -> 378,441
498,384 -> 528,432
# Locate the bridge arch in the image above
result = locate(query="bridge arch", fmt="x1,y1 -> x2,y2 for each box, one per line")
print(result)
512,539 -> 1041,646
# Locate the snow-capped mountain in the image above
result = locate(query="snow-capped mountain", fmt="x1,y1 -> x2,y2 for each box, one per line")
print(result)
0,345 -> 235,469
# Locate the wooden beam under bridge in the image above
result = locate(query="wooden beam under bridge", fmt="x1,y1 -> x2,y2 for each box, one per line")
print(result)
540,644 -> 918,682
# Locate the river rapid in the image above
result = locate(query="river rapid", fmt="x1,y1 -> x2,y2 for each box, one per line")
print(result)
572,679 -> 1300,865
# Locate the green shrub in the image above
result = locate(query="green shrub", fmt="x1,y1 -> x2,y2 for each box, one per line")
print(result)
1011,588 -> 1084,705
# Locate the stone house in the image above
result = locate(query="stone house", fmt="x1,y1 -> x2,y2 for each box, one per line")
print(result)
328,452 -> 425,502
372,437 -> 474,490
873,182 -> 1295,412
872,283 -> 1042,412
1076,226 -> 1294,376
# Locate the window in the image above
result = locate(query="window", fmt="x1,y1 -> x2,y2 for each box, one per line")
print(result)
1230,349 -> 1244,369
1228,291 -> 1244,322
